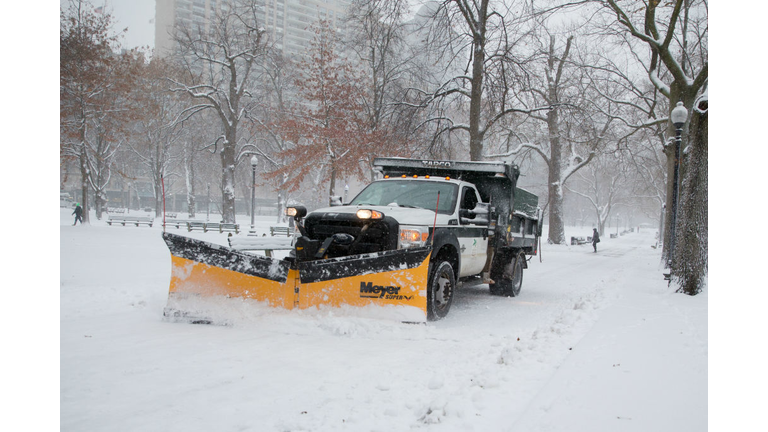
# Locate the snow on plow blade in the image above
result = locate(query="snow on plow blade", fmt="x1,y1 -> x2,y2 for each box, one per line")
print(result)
161,232 -> 431,323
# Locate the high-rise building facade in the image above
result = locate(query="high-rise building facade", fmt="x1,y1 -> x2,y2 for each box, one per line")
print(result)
154,0 -> 350,58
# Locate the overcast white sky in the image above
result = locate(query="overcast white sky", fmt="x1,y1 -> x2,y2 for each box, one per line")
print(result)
109,0 -> 156,49
60,0 -> 156,49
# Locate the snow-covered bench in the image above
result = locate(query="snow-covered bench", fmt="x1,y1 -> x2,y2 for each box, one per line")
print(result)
187,221 -> 207,232
570,236 -> 588,245
270,226 -> 294,237
165,219 -> 193,229
186,221 -> 240,233
107,215 -> 153,227
228,236 -> 293,257
207,222 -> 240,234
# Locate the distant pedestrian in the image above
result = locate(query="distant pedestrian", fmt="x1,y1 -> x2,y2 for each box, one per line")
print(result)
73,203 -> 84,225
592,228 -> 600,252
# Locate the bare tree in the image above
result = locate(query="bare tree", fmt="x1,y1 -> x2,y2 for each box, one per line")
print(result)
487,33 -> 608,244
567,151 -> 631,236
169,0 -> 268,223
60,0 -> 132,222
127,57 -> 184,218
417,0 -> 536,161
594,0 -> 708,265
344,0 -> 418,175
247,51 -> 298,222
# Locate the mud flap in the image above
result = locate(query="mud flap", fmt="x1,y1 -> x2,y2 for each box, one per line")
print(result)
162,233 -> 432,323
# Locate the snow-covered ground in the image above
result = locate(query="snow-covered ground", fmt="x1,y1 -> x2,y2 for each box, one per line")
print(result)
59,209 -> 707,431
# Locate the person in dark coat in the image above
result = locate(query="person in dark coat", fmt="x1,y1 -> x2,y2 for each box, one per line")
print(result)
592,228 -> 600,252
72,203 -> 84,225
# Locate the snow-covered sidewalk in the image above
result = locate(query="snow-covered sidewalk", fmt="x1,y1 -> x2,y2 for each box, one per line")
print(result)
511,253 -> 707,431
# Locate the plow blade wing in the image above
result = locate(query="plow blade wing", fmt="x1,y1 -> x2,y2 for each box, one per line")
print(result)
297,247 -> 432,323
162,232 -> 295,323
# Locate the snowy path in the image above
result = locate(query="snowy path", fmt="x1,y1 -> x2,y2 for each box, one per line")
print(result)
60,211 -> 706,431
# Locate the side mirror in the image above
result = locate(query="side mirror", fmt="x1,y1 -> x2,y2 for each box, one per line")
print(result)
329,196 -> 343,206
460,203 -> 490,225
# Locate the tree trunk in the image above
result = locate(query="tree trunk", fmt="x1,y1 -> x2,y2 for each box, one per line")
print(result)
328,158 -> 337,206
78,138 -> 90,224
185,154 -> 196,218
220,128 -> 238,224
673,97 -> 707,295
468,41 -> 485,161
597,211 -> 607,237
95,189 -> 106,220
154,179 -> 163,218
547,177 -> 565,244
546,105 -> 565,244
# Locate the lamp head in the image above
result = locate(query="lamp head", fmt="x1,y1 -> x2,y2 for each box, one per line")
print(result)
671,101 -> 688,128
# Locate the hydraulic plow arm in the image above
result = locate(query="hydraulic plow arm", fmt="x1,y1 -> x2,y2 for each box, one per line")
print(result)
162,232 -> 431,323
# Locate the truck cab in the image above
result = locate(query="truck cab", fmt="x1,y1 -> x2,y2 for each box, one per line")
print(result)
298,176 -> 489,279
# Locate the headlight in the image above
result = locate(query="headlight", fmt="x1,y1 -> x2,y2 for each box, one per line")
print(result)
356,209 -> 383,220
286,206 -> 307,219
398,225 -> 430,249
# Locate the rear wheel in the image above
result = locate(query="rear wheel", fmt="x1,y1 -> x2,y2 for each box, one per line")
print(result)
427,261 -> 455,321
489,252 -> 523,297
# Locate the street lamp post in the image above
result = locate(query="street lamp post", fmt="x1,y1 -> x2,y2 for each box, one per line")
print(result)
667,101 -> 688,268
250,155 -> 258,231
657,204 -> 665,248
667,103 -> 688,257
206,183 -> 211,222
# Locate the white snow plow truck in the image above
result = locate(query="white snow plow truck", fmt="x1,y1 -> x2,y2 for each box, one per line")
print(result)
162,158 -> 542,323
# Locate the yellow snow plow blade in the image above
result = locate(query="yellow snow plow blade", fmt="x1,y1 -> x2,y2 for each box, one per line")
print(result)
161,232 -> 431,323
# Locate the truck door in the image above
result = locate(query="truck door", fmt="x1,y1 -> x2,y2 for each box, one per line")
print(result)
458,186 -> 488,277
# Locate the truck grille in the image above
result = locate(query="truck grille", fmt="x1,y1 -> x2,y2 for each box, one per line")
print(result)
303,214 -> 397,256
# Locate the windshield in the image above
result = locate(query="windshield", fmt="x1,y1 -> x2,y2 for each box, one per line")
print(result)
349,180 -> 458,215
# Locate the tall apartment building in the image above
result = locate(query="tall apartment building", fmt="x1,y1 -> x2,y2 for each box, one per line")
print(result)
154,0 -> 351,58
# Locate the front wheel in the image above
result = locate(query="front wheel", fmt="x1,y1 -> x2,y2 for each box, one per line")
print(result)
489,253 -> 523,297
427,261 -> 455,321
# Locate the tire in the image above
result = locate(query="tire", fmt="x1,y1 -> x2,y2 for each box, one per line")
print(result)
427,261 -> 455,321
489,253 -> 523,297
